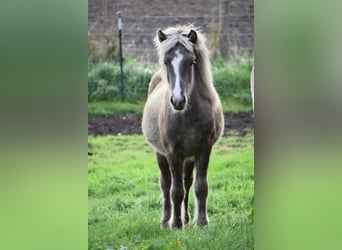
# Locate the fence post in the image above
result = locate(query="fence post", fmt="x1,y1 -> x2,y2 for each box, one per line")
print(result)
219,0 -> 229,58
117,11 -> 124,101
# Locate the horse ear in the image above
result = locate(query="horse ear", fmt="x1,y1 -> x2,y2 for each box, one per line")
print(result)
157,29 -> 167,42
187,29 -> 197,44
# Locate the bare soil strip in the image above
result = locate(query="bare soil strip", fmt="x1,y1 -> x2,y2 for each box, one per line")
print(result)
88,111 -> 253,137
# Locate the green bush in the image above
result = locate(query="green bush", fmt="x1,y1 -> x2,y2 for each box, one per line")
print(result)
88,58 -> 158,102
88,62 -> 120,101
123,59 -> 158,102
212,54 -> 254,104
88,55 -> 253,104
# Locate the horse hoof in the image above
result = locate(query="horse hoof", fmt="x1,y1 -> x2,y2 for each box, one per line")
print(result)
184,214 -> 190,225
195,219 -> 209,227
161,219 -> 170,228
170,220 -> 183,229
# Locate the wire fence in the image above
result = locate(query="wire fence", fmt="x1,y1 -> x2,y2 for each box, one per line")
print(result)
88,0 -> 254,61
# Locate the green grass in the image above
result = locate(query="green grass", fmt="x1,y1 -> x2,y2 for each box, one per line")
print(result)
88,99 -> 251,115
221,98 -> 252,113
88,101 -> 145,115
88,133 -> 254,249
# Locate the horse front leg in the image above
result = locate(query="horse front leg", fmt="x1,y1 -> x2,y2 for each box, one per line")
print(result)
194,146 -> 212,226
156,153 -> 171,227
183,160 -> 195,225
167,156 -> 185,228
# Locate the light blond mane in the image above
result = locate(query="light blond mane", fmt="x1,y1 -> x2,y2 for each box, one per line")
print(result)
154,25 -> 220,107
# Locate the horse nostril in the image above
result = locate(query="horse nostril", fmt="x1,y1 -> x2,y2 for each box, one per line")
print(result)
181,96 -> 186,104
170,96 -> 175,105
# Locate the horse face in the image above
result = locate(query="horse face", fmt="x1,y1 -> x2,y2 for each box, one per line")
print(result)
164,44 -> 196,111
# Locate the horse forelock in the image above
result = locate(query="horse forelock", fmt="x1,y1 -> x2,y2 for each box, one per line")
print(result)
155,34 -> 194,65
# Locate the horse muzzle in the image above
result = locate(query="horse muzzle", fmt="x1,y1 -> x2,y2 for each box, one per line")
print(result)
170,95 -> 186,111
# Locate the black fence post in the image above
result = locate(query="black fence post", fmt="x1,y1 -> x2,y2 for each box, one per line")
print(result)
117,11 -> 124,102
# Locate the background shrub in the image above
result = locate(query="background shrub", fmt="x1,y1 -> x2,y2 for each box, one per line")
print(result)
88,62 -> 120,101
88,55 -> 253,104
212,54 -> 254,104
88,58 -> 158,102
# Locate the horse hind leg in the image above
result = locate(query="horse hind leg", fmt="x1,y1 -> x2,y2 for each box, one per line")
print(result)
183,160 -> 195,225
156,152 -> 171,227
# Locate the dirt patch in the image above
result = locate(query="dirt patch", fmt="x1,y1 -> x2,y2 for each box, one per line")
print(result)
88,111 -> 253,137
222,111 -> 254,136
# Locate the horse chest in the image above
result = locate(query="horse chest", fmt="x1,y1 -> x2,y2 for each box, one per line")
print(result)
162,116 -> 214,156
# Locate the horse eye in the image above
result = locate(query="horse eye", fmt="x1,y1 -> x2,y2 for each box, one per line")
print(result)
191,60 -> 197,65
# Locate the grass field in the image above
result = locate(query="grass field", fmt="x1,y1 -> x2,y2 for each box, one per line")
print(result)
88,133 -> 254,250
88,99 -> 252,116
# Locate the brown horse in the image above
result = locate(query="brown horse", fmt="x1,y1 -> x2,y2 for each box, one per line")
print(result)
142,25 -> 224,228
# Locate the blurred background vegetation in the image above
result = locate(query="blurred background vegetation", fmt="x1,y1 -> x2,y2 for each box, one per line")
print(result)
88,31 -> 254,114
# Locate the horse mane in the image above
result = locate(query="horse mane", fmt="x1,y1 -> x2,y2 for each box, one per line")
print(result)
154,25 -> 220,107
